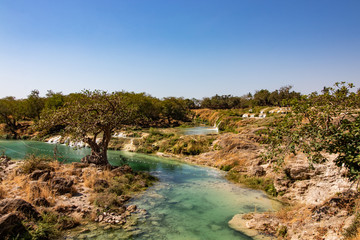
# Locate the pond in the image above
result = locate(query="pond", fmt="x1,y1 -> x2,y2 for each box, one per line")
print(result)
0,140 -> 280,240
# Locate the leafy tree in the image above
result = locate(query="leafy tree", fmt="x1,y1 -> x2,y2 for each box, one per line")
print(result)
44,90 -> 65,110
0,97 -> 26,138
253,89 -> 271,106
26,90 -> 45,120
38,90 -> 138,165
161,97 -> 189,123
263,82 -> 360,181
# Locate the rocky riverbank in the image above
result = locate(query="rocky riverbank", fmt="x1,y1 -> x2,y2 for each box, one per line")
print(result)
186,129 -> 358,239
0,155 -> 156,239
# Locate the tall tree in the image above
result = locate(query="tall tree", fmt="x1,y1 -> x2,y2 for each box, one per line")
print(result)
26,90 -> 44,120
0,97 -> 26,138
38,90 -> 138,165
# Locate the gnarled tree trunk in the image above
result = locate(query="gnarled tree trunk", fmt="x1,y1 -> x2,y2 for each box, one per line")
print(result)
81,129 -> 112,166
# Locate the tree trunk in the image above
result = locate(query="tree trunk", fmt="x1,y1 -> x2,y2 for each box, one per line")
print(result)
81,129 -> 111,166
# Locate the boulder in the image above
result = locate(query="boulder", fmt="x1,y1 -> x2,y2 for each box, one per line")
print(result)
0,198 -> 41,220
0,213 -> 29,239
29,170 -> 50,180
249,166 -> 265,177
33,197 -> 50,207
284,164 -> 313,180
50,177 -> 74,195
126,205 -> 137,213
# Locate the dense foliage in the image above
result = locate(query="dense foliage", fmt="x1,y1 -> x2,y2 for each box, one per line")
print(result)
198,85 -> 301,109
264,82 -> 360,181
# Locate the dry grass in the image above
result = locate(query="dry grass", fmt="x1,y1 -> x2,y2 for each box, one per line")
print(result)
2,167 -> 58,205
82,167 -> 114,188
0,185 -> 6,199
276,204 -> 311,224
350,235 -> 360,240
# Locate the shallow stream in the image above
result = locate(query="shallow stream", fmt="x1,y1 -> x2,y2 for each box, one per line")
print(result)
0,140 -> 280,240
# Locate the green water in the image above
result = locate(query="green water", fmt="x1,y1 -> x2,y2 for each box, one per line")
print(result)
182,126 -> 218,135
0,140 -> 280,240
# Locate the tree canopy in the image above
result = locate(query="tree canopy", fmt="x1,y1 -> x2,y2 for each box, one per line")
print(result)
38,90 -> 138,165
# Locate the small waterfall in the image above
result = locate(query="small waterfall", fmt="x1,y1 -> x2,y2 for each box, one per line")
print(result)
113,132 -> 127,138
48,136 -> 61,144
213,119 -> 222,132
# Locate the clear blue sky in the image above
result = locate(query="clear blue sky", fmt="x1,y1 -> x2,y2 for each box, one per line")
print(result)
0,0 -> 359,99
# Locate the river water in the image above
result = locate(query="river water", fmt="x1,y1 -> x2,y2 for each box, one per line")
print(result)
0,140 -> 279,240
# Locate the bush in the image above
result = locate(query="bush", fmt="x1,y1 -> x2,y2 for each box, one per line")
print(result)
277,225 -> 287,238
93,192 -> 123,210
21,154 -> 54,174
28,211 -> 78,240
220,165 -> 233,171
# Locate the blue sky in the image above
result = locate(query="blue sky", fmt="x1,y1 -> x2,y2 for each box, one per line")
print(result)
0,0 -> 359,99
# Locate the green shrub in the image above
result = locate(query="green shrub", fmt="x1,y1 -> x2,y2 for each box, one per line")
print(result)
226,172 -> 278,197
277,225 -> 287,238
93,192 -> 123,210
28,211 -> 78,240
220,165 -> 233,171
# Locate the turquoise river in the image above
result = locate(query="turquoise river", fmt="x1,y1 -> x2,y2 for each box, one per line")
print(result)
0,140 -> 280,240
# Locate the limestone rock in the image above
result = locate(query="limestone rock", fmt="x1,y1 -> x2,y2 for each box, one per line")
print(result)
284,164 -> 313,180
126,205 -> 137,213
249,166 -> 265,177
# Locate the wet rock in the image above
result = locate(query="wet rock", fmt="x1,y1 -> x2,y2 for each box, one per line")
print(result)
50,177 -> 74,195
33,197 -> 50,207
126,205 -> 137,213
98,214 -> 104,222
0,198 -> 41,220
0,213 -> 29,239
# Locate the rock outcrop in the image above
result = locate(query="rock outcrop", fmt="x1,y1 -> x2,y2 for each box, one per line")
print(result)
0,213 -> 29,239
0,198 -> 41,220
